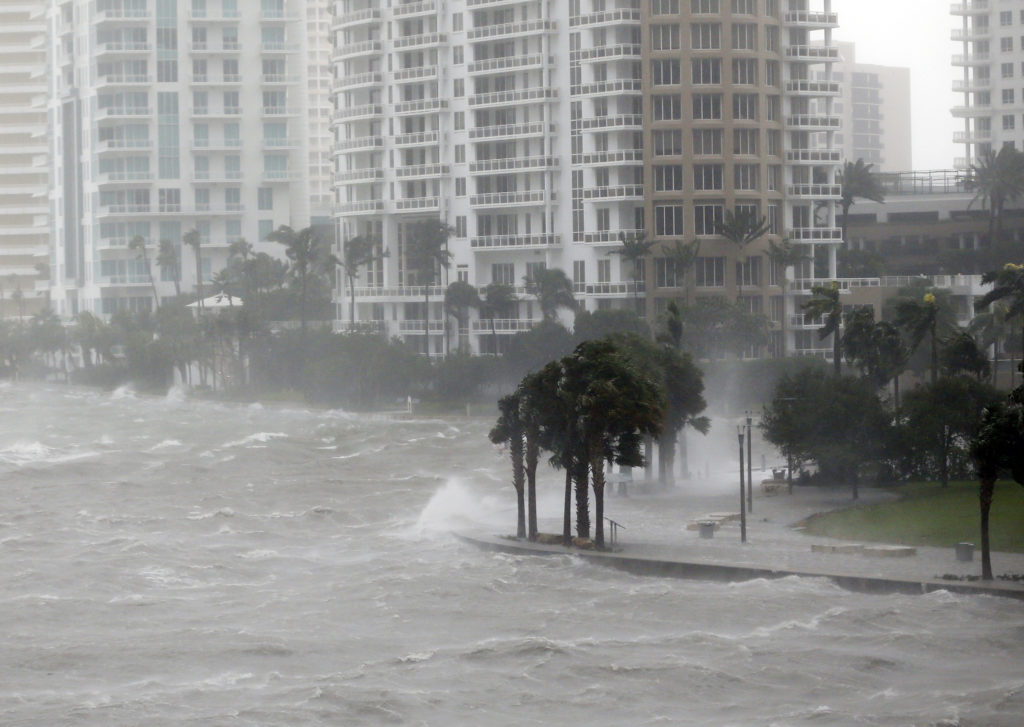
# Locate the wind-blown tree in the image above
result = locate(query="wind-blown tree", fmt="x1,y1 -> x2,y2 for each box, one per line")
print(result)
210,269 -> 236,305
129,235 -> 160,308
557,339 -> 665,548
518,363 -> 567,541
664,238 -> 701,306
977,262 -> 1024,378
609,231 -> 657,315
478,282 -> 516,355
266,225 -> 339,334
183,228 -> 204,312
970,302 -> 1016,385
892,291 -> 954,385
801,281 -> 844,375
406,219 -> 454,355
767,238 -> 808,357
444,280 -> 480,354
970,390 -> 1024,579
940,331 -> 991,380
157,239 -> 182,298
967,146 -> 1024,246
839,159 -> 886,245
716,209 -> 770,300
842,307 -> 908,404
525,267 -> 576,323
340,235 -> 386,331
489,393 -> 526,538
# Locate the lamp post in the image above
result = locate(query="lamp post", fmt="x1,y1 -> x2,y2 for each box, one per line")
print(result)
746,411 -> 754,513
737,425 -> 747,544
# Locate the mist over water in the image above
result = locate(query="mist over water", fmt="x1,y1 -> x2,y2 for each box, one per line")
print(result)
1,384 -> 1022,726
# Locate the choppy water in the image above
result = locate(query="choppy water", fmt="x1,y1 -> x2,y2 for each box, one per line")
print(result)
1,383 -> 1022,726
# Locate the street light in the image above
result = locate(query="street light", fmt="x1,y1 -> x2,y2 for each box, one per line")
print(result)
745,410 -> 754,514
737,425 -> 747,544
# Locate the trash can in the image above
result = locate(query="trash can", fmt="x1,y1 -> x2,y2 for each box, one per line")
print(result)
699,521 -> 716,539
955,542 -> 974,562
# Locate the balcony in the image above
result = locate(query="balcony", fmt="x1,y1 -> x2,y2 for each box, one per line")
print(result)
332,104 -> 384,122
582,185 -> 643,201
333,7 -> 382,27
392,1 -> 436,17
334,168 -> 384,183
470,318 -> 535,333
188,42 -> 241,54
951,1 -> 989,15
334,136 -> 385,152
392,33 -> 447,50
953,128 -> 991,143
785,149 -> 842,164
467,54 -> 549,75
572,149 -> 643,166
952,78 -> 991,92
96,170 -> 153,185
398,319 -> 446,334
469,87 -> 557,108
331,40 -> 382,61
394,196 -> 440,211
96,138 -> 152,152
392,98 -> 447,115
393,65 -> 438,82
784,79 -> 841,97
392,131 -> 440,146
470,234 -> 561,250
96,106 -> 152,120
572,79 -> 642,97
188,9 -> 241,21
574,281 -> 643,297
97,73 -> 152,87
580,229 -> 645,245
99,203 -> 151,216
789,314 -> 826,329
261,74 -> 300,85
469,122 -> 551,141
572,44 -> 641,63
95,8 -> 151,23
570,9 -> 641,27
788,227 -> 843,242
783,11 -> 839,28
787,184 -> 842,199
470,190 -> 549,208
952,104 -> 992,118
350,285 -> 445,300
395,163 -> 450,179
469,156 -> 558,174
96,41 -> 152,56
333,71 -> 381,90
784,45 -> 839,62
952,53 -> 991,66
337,199 -> 386,215
467,19 -> 556,42
261,106 -> 301,117
951,27 -> 991,41
785,115 -> 842,131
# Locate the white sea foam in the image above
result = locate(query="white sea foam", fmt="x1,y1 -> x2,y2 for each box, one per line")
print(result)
111,384 -> 135,400
149,439 -> 182,451
222,432 -> 288,449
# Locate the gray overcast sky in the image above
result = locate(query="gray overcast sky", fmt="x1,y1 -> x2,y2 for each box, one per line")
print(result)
833,0 -> 957,171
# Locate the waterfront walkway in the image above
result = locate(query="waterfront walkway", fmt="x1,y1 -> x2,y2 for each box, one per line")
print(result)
456,484 -> 1024,601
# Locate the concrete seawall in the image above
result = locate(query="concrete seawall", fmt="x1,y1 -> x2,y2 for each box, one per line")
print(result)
455,532 -> 1024,601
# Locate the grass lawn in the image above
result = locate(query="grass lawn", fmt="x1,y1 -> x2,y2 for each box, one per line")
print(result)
800,480 -> 1024,553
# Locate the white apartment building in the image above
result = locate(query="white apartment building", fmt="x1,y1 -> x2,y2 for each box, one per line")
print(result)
331,0 -> 841,359
0,2 -> 50,320
47,0 -> 321,318
307,0 -> 334,222
952,0 -> 1024,168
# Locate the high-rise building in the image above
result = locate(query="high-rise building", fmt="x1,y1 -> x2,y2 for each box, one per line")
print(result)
0,2 -> 49,320
306,0 -> 334,223
46,0 -> 319,318
952,0 -> 1019,169
332,0 -> 841,359
830,42 -> 911,172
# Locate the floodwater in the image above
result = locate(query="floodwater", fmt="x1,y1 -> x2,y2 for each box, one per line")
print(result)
0,383 -> 1021,726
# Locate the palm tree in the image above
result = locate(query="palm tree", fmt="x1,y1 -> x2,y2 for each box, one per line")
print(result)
266,225 -> 337,334
608,231 -> 657,315
802,282 -> 844,375
978,263 -> 1024,381
716,208 -> 770,300
967,146 -> 1024,245
971,301 -> 1015,385
129,235 -> 160,308
893,292 -> 947,385
406,219 -> 454,355
839,159 -> 886,245
767,238 -> 807,357
157,239 -> 182,298
525,267 -> 576,323
842,307 -> 908,404
489,393 -> 526,539
480,283 -> 516,355
444,280 -> 480,354
183,228 -> 203,312
664,238 -> 701,307
210,269 -> 235,305
341,235 -> 386,331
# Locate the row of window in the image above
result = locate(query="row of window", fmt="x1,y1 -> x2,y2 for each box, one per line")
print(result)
655,254 -> 772,288
651,58 -> 779,87
653,201 -> 780,236
652,163 -> 775,191
652,127 -> 782,156
651,0 -> 780,18
651,23 -> 779,53
652,92 -> 779,121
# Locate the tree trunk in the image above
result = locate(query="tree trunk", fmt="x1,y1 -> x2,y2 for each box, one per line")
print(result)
833,326 -> 841,376
574,456 -> 590,540
893,373 -> 901,409
930,321 -> 938,385
591,448 -> 606,549
525,435 -> 538,540
659,430 -> 676,488
349,273 -> 357,330
563,467 -> 572,547
980,476 -> 995,580
940,430 -> 950,488
511,435 -> 525,539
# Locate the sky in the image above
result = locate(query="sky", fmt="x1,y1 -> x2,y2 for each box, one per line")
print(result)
832,0 -> 958,171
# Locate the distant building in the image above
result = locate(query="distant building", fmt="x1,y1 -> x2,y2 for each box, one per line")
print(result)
828,42 -> 911,172
0,2 -> 49,319
46,0 -> 326,319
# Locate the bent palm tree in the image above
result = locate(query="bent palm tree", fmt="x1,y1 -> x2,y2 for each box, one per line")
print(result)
489,393 -> 526,538
893,292 -> 948,385
609,231 -> 657,315
157,239 -> 182,298
129,235 -> 160,308
839,159 -> 886,245
767,238 -> 808,357
444,280 -> 480,354
716,209 -> 770,300
341,235 -> 386,331
978,262 -> 1024,380
802,282 -> 843,375
526,267 -> 576,323
664,238 -> 701,307
406,219 -> 454,355
480,282 -> 516,355
967,147 -> 1024,246
183,228 -> 203,312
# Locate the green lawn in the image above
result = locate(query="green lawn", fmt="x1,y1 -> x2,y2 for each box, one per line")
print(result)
800,481 -> 1024,553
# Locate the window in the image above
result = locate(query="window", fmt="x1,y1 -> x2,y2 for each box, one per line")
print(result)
455,177 -> 466,196
690,23 -> 721,50
652,94 -> 682,120
654,165 -> 684,191
692,93 -> 722,120
766,130 -> 781,156
655,258 -> 680,288
454,79 -> 464,97
732,24 -> 757,51
694,203 -> 724,235
691,0 -> 719,13
573,260 -> 586,284
654,204 -> 685,235
650,25 -> 681,50
491,262 -> 514,285
651,0 -> 680,13
257,187 -> 273,210
454,112 -> 464,130
455,145 -> 465,163
731,0 -> 755,13
453,46 -> 463,64
692,128 -> 722,155
693,164 -> 723,191
1002,38 -> 1014,53
1004,89 -> 1015,104
1001,11 -> 1012,26
733,94 -> 758,121
734,164 -> 759,190
733,128 -> 758,155
452,12 -> 463,31
1004,114 -> 1016,130
596,208 -> 610,231
651,59 -> 681,85
691,58 -> 721,84
597,259 -> 611,283
737,255 -> 762,287
694,256 -> 724,287
1003,62 -> 1014,78
455,216 -> 467,238
653,129 -> 683,155
733,58 -> 757,85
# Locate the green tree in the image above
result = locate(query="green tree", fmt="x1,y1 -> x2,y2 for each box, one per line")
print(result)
489,393 -> 526,539
842,307 -> 907,403
967,146 -> 1024,245
444,280 -> 480,354
970,302 -> 1016,385
479,282 -> 516,356
608,231 -> 656,315
406,219 -> 454,355
183,228 -> 204,312
839,159 -> 886,245
767,238 -> 808,357
157,239 -> 182,298
663,238 -> 701,306
266,225 -> 338,334
129,235 -> 160,308
940,331 -> 991,380
340,235 -> 386,331
525,267 -> 576,323
892,291 -> 953,385
977,262 -> 1024,380
801,282 -> 843,375
716,209 -> 770,300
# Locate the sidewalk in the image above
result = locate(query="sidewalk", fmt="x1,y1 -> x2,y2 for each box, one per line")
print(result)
484,483 -> 1024,598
